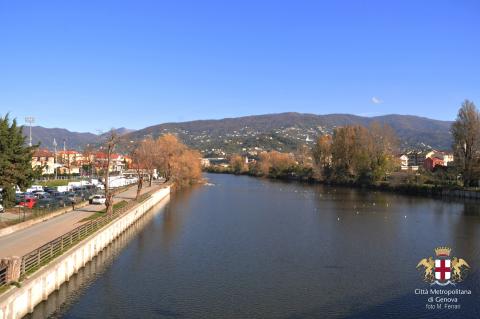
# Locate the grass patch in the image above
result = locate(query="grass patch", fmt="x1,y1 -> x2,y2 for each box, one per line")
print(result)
80,211 -> 105,222
113,200 -> 129,210
38,180 -> 72,187
0,285 -> 10,294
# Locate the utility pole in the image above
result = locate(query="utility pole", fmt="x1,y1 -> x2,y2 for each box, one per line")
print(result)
53,138 -> 58,179
25,116 -> 35,147
63,139 -> 69,176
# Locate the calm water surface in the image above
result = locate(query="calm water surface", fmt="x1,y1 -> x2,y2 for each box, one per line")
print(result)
30,173 -> 480,318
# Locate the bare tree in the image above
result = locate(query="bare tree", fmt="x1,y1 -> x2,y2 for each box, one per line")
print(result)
130,138 -> 156,199
102,130 -> 119,214
143,138 -> 157,186
451,100 -> 480,187
82,144 -> 96,177
129,146 -> 144,200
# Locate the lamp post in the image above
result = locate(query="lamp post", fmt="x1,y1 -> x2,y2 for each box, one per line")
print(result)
25,116 -> 35,147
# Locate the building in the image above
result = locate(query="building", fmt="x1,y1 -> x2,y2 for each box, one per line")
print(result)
399,155 -> 409,170
31,149 -> 56,175
424,157 -> 444,171
58,150 -> 84,166
58,165 -> 81,175
201,158 -> 211,167
94,153 -> 127,173
398,153 -> 419,171
123,168 -> 158,180
406,150 -> 427,168
425,150 -> 454,166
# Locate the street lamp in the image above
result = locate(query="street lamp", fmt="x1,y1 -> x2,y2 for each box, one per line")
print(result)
25,116 -> 35,147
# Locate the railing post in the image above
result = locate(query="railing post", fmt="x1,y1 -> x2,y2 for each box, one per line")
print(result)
21,257 -> 26,275
0,257 -> 21,284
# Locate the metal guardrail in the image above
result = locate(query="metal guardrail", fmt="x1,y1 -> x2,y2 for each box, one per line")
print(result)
0,265 -> 7,285
18,191 -> 154,279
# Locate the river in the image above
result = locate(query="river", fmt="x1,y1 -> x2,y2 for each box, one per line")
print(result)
28,173 -> 480,318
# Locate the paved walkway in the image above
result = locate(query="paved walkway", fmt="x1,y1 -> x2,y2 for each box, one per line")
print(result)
0,183 -> 161,258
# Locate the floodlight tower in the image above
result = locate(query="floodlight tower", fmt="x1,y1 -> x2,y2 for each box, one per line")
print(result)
25,116 -> 35,147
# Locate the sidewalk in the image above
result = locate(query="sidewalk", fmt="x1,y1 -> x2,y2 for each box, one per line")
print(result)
0,182 -> 161,258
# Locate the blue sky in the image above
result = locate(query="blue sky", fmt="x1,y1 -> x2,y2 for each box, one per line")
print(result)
1,0 -> 479,133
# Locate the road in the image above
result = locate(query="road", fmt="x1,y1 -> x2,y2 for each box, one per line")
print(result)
0,183 -> 161,258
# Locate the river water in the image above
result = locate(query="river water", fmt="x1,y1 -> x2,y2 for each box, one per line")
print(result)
28,173 -> 480,318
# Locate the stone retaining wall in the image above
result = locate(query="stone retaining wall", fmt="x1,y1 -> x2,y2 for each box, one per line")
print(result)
0,186 -> 170,319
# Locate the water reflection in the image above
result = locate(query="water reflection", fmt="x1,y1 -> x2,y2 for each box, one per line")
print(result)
26,196 -> 170,319
159,185 -> 200,250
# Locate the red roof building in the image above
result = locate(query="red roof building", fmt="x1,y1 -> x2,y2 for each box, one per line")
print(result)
424,157 -> 444,171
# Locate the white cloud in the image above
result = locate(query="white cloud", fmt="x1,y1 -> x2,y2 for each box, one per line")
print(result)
371,96 -> 383,104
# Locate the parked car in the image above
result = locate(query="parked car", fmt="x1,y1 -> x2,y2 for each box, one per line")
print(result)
88,194 -> 96,204
55,195 -> 72,207
19,197 -> 36,209
15,194 -> 24,205
36,198 -> 58,209
44,187 -> 57,194
36,193 -> 52,200
91,195 -> 106,205
66,192 -> 82,204
26,185 -> 43,193
0,204 -> 4,213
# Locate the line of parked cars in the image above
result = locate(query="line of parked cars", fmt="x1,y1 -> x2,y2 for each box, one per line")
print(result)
15,184 -> 104,210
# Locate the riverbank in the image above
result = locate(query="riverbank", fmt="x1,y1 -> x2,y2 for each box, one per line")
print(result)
205,170 -> 480,201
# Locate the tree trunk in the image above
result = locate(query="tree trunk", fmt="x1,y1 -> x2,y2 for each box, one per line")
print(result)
105,193 -> 114,214
136,176 -> 143,200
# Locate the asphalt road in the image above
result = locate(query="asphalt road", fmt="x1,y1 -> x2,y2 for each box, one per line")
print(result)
0,183 -> 159,258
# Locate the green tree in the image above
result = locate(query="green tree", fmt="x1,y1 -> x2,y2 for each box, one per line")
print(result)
325,123 -> 397,184
0,115 -> 38,207
451,100 -> 480,187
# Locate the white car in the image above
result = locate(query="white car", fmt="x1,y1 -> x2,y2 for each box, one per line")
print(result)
0,204 -> 4,213
91,195 -> 106,205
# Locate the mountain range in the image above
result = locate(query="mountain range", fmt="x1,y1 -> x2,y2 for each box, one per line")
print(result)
24,113 -> 453,154
26,127 -> 134,150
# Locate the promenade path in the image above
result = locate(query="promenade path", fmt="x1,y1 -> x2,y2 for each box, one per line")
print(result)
0,182 -> 161,258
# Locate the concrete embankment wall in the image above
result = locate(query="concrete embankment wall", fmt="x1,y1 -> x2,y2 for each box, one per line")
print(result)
0,186 -> 170,319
